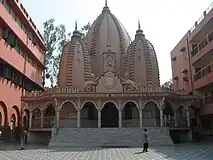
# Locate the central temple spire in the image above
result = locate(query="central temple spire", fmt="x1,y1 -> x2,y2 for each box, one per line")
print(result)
105,0 -> 107,6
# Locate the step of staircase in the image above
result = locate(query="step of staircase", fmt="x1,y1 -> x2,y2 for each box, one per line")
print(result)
49,127 -> 173,148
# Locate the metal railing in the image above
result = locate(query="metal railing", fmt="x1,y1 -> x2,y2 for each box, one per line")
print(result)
194,63 -> 213,81
190,2 -> 213,32
191,32 -> 213,57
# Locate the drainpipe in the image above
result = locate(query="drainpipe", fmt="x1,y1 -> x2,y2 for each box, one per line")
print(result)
186,36 -> 195,94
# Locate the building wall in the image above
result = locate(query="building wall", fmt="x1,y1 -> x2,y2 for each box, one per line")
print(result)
0,0 -> 44,129
171,33 -> 193,93
171,2 -> 213,118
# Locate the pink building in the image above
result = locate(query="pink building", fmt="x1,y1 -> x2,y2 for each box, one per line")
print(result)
0,0 -> 45,139
171,2 -> 213,135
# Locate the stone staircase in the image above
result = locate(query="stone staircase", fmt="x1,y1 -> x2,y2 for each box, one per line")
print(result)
49,127 -> 173,148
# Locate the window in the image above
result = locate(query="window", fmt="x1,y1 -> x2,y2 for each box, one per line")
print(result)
11,9 -> 16,20
15,41 -> 21,53
4,0 -> 10,12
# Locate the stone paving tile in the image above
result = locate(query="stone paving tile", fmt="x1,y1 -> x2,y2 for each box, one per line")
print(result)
0,143 -> 212,160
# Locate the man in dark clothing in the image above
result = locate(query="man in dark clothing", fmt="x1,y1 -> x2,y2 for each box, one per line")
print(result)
143,128 -> 149,152
20,129 -> 26,150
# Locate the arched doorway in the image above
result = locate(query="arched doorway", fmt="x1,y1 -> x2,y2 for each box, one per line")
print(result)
163,101 -> 174,127
32,108 -> 41,128
10,114 -> 16,139
0,101 -> 8,126
122,101 -> 139,127
101,102 -> 118,128
81,102 -> 98,128
176,106 -> 187,127
12,105 -> 20,127
143,101 -> 160,127
59,101 -> 77,128
10,114 -> 16,131
43,103 -> 56,128
23,109 -> 29,130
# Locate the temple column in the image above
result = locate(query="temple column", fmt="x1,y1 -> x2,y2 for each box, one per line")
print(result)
139,109 -> 143,128
29,111 -> 32,128
119,110 -> 122,128
56,110 -> 59,128
186,109 -> 190,127
174,112 -> 177,126
77,110 -> 81,128
98,110 -> 101,128
160,108 -> 163,127
40,110 -> 43,128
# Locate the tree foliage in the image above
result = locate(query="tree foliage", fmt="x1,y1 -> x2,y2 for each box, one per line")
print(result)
43,19 -> 91,87
43,19 -> 68,87
161,79 -> 173,89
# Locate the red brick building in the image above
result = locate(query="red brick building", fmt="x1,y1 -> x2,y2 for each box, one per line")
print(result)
171,2 -> 213,134
0,0 -> 45,139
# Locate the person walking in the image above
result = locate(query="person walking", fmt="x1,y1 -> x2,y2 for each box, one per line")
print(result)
142,128 -> 149,152
20,129 -> 25,150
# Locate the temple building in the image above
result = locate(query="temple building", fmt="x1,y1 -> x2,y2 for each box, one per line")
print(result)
21,2 -> 198,147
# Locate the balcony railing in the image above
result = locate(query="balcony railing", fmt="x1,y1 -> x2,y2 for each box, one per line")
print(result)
194,63 -> 213,81
191,32 -> 213,57
204,94 -> 213,105
190,2 -> 213,32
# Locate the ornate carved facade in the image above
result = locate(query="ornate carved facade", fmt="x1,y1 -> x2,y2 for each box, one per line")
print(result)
21,3 -> 198,131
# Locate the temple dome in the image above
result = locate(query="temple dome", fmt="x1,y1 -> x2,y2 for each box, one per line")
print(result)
86,5 -> 131,77
58,26 -> 91,88
126,24 -> 160,86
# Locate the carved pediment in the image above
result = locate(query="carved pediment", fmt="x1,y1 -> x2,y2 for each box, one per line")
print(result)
96,71 -> 123,93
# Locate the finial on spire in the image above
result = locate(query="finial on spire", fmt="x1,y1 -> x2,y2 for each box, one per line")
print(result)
138,19 -> 141,29
75,19 -> 78,30
105,0 -> 107,6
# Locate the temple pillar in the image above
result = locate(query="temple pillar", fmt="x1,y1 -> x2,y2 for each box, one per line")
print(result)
139,109 -> 143,128
98,110 -> 101,128
174,112 -> 177,126
77,110 -> 81,128
160,108 -> 163,127
119,110 -> 122,128
40,110 -> 43,128
56,110 -> 59,128
29,111 -> 32,128
186,109 -> 190,127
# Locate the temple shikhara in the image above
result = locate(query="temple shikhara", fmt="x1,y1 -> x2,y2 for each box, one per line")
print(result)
21,2 -> 198,147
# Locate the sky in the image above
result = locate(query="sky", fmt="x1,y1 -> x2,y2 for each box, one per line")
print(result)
21,0 -> 213,84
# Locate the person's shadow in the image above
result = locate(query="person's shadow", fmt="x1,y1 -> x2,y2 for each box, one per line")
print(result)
134,151 -> 144,154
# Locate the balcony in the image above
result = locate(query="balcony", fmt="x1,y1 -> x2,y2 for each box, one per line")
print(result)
193,63 -> 213,89
191,32 -> 213,61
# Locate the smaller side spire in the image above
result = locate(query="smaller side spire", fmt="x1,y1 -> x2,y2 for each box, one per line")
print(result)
138,19 -> 141,29
75,19 -> 78,30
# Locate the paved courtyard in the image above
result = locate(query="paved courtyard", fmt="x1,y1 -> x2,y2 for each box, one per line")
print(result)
0,142 -> 212,160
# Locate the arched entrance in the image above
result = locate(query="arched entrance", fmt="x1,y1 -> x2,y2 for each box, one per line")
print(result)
12,105 -> 20,127
0,101 -> 8,126
143,101 -> 160,127
43,103 -> 56,128
163,101 -> 174,127
10,114 -> 16,139
23,109 -> 29,129
176,106 -> 187,127
59,101 -> 77,128
122,101 -> 139,127
101,102 -> 118,128
32,108 -> 41,128
81,102 -> 98,128
10,114 -> 16,130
